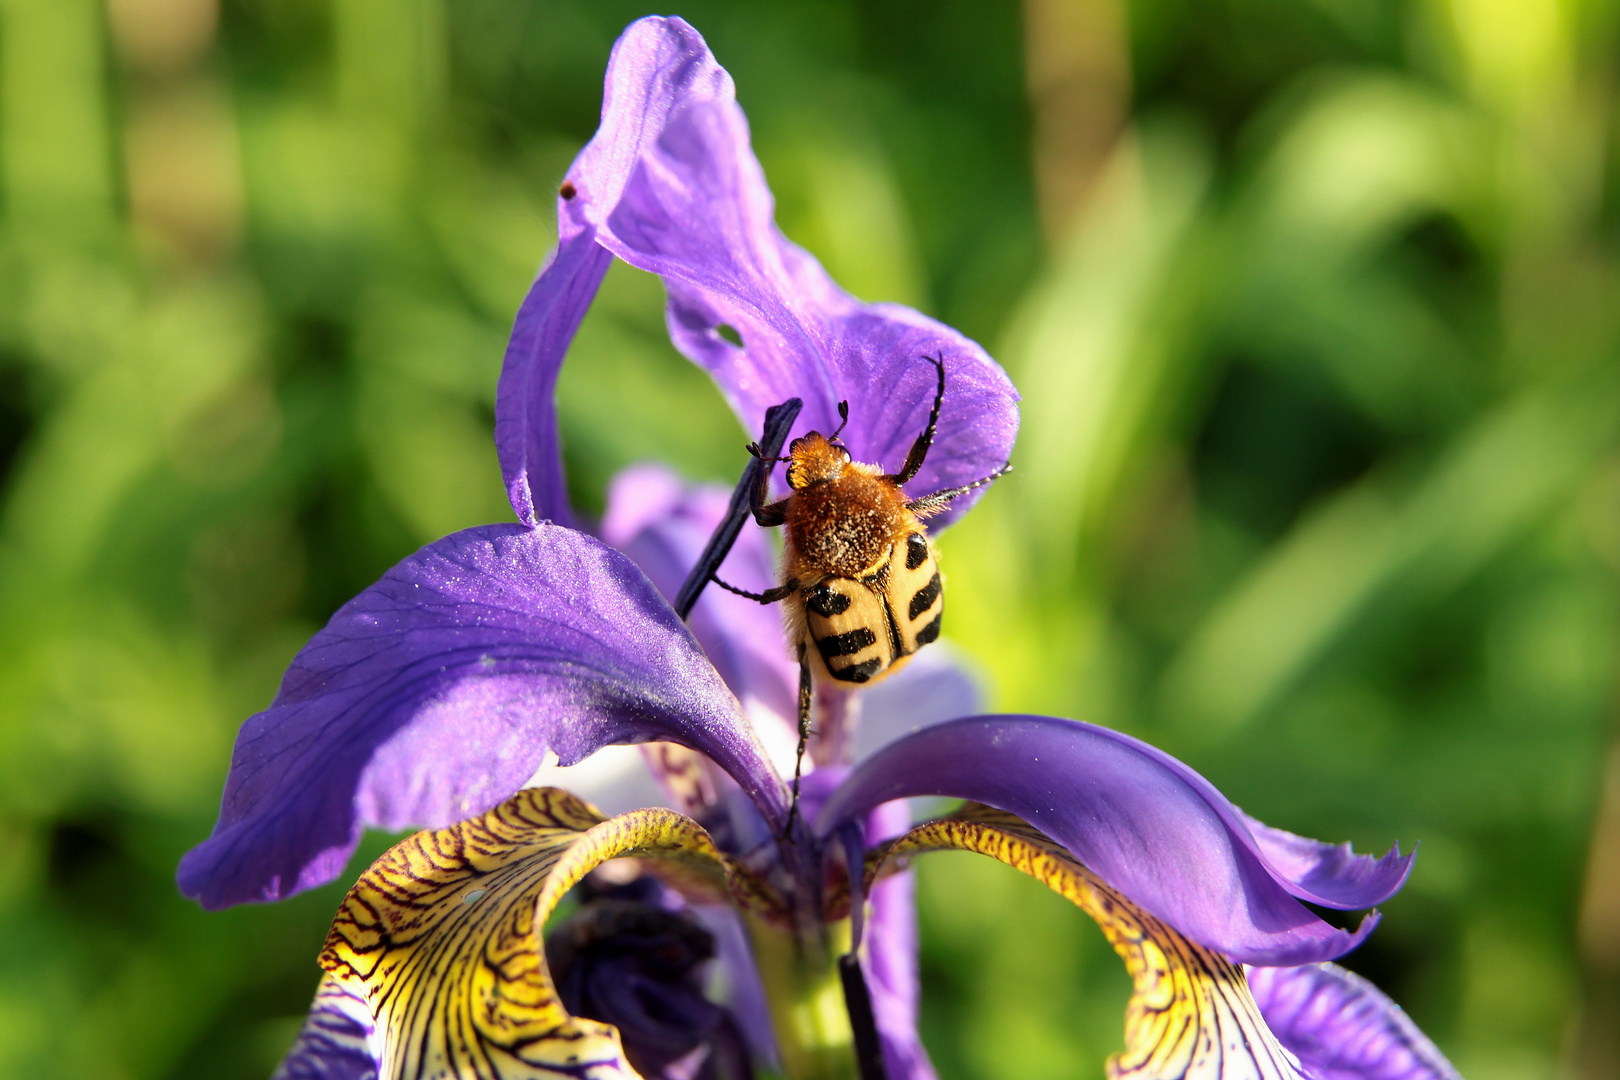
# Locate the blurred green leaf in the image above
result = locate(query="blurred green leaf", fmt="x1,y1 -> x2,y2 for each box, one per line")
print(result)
1,0 -> 1616,1076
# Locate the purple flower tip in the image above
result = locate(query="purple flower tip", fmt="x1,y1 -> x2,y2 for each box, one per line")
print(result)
816,715 -> 1414,966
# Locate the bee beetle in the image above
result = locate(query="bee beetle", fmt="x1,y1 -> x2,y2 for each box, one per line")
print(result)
714,354 -> 1010,686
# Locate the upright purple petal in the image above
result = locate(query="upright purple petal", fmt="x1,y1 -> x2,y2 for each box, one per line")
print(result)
179,523 -> 787,909
862,799 -> 936,1080
495,17 -> 731,527
606,93 -> 1017,523
560,18 -> 732,238
601,464 -> 798,739
797,771 -> 935,1080
509,16 -> 1018,529
816,716 -> 1414,966
1247,963 -> 1462,1080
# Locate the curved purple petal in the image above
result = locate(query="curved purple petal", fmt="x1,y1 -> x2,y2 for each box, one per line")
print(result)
179,523 -> 787,909
815,716 -> 1414,966
495,233 -> 612,528
848,715 -> 1410,911
1247,963 -> 1461,1080
601,463 -> 798,740
495,17 -> 730,527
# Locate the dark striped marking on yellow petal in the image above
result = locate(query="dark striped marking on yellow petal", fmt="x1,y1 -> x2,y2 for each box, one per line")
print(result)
316,787 -> 764,1080
874,806 -> 1307,1080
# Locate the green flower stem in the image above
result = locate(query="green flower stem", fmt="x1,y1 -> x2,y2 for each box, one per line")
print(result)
747,913 -> 858,1080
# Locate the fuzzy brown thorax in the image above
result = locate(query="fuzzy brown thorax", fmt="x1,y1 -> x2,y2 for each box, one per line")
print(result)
781,432 -> 913,580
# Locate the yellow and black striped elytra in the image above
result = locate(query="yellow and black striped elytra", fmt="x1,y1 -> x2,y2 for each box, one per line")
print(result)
713,354 -> 1006,688
798,529 -> 945,683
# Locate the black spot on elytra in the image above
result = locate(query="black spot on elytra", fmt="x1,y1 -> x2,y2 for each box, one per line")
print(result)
914,614 -> 941,646
835,658 -> 883,683
807,583 -> 851,617
905,532 -> 929,570
908,572 -> 942,620
817,627 -> 877,659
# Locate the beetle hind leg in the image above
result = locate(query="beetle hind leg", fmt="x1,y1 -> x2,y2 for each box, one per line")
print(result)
710,575 -> 798,604
781,642 -> 814,841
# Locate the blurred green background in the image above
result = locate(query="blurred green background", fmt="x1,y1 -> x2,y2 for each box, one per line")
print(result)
1,0 -> 1617,1076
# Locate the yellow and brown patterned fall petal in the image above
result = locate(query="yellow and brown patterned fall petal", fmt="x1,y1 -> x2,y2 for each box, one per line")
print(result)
315,787 -> 750,1080
874,807 -> 1308,1080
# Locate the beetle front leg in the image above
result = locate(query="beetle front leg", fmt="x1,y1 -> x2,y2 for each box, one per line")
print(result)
746,441 -> 791,526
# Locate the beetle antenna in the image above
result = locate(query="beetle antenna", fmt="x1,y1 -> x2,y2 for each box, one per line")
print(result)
745,442 -> 787,463
828,400 -> 850,442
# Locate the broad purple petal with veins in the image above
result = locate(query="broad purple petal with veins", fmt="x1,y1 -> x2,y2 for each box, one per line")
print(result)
179,524 -> 787,909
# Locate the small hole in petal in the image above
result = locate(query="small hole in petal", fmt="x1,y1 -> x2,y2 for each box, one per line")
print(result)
715,324 -> 743,347
558,180 -> 577,200
463,889 -> 486,904
594,857 -> 642,885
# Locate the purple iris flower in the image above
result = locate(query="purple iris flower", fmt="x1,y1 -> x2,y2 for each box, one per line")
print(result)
180,16 -> 1461,1080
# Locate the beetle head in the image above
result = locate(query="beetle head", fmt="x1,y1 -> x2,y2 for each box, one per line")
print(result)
785,431 -> 852,490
